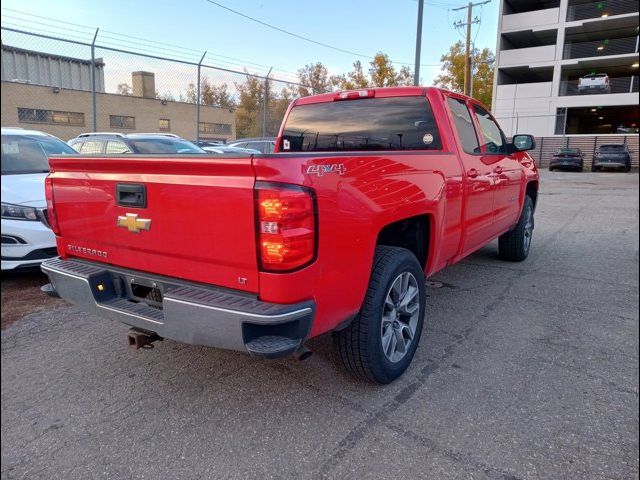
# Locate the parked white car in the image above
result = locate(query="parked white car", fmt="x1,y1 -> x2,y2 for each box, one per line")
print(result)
1,128 -> 76,270
577,73 -> 610,93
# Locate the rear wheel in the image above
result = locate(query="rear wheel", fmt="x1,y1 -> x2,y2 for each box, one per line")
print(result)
334,246 -> 426,384
498,195 -> 534,262
623,164 -> 631,173
591,165 -> 599,172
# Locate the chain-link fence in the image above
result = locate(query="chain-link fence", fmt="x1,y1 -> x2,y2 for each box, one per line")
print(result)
1,26 -> 316,141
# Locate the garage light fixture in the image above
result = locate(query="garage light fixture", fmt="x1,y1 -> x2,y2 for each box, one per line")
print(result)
601,13 -> 609,18
590,108 -> 597,112
632,63 -> 639,68
598,116 -> 604,120
597,45 -> 605,51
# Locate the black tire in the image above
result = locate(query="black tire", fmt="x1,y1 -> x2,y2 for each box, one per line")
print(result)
623,164 -> 631,173
333,246 -> 426,384
498,195 -> 534,262
549,166 -> 554,172
591,165 -> 599,172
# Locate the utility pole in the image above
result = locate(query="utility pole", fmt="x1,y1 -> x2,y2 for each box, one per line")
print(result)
452,0 -> 490,96
413,0 -> 424,86
262,67 -> 273,137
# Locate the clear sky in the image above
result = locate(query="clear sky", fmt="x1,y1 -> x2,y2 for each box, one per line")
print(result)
0,0 -> 499,85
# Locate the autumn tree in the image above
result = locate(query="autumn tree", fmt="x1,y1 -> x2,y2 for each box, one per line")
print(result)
433,41 -> 495,108
297,62 -> 332,97
331,54 -> 414,90
369,52 -> 413,87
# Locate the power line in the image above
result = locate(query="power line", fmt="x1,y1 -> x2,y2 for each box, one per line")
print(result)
0,8 -> 303,80
204,0 -> 441,67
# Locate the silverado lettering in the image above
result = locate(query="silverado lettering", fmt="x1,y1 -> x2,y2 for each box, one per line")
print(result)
42,87 -> 539,384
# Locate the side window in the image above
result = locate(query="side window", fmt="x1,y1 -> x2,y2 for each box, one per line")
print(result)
267,142 -> 275,154
447,97 -> 479,154
106,141 -> 131,154
472,105 -> 506,154
70,142 -> 83,153
79,141 -> 104,154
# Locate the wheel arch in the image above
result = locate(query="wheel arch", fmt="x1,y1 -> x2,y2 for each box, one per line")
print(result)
375,213 -> 432,271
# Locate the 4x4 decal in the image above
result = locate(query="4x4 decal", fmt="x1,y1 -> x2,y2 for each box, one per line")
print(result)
306,164 -> 346,177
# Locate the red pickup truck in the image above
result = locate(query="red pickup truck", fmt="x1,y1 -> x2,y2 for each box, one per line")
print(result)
41,87 -> 538,383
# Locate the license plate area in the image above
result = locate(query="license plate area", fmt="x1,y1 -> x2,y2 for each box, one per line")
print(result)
111,273 -> 165,309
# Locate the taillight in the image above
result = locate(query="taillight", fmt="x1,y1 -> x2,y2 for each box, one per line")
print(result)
44,176 -> 60,235
255,182 -> 316,272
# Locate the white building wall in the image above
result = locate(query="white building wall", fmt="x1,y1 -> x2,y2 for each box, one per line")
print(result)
492,0 -> 639,137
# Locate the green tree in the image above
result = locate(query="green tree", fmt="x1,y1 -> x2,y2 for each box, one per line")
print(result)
331,60 -> 370,90
433,41 -> 495,108
185,77 -> 237,108
116,83 -> 132,95
297,62 -> 332,97
234,73 -> 264,138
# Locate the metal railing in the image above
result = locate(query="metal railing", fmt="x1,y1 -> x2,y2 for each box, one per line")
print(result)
559,76 -> 640,95
566,0 -> 639,22
512,135 -> 640,168
563,37 -> 638,60
0,27 -> 316,140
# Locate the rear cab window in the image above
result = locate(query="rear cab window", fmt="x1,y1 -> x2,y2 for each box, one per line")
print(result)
280,96 -> 442,152
599,145 -> 626,152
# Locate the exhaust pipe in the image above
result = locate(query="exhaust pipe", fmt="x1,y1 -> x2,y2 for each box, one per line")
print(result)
293,345 -> 313,361
127,329 -> 161,349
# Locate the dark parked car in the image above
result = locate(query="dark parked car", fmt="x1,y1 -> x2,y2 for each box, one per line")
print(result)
549,148 -> 584,171
227,137 -> 275,154
592,144 -> 632,172
68,133 -> 205,154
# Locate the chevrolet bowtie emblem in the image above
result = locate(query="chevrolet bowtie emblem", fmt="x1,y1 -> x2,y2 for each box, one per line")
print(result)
117,213 -> 151,233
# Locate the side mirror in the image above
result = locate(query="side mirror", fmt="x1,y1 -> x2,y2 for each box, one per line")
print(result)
512,134 -> 536,152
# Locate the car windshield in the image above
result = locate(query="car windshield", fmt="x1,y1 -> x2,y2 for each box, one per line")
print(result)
128,138 -> 205,154
599,145 -> 625,152
1,134 -> 76,175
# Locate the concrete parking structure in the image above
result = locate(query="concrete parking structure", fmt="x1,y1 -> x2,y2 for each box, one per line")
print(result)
1,171 -> 638,480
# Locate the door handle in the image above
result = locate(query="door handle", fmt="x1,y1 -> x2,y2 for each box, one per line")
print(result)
116,183 -> 147,208
493,166 -> 504,174
467,168 -> 479,178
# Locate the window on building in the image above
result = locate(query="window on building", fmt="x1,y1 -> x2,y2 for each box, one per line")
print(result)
446,98 -> 479,154
17,108 -> 85,126
199,122 -> 232,135
472,105 -> 507,154
159,118 -> 171,131
109,115 -> 136,129
79,141 -> 104,154
106,141 -> 131,154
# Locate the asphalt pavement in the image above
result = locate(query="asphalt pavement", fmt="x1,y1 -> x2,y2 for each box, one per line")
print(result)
2,170 -> 638,480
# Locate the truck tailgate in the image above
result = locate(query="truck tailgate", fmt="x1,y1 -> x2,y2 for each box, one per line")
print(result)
48,155 -> 258,293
